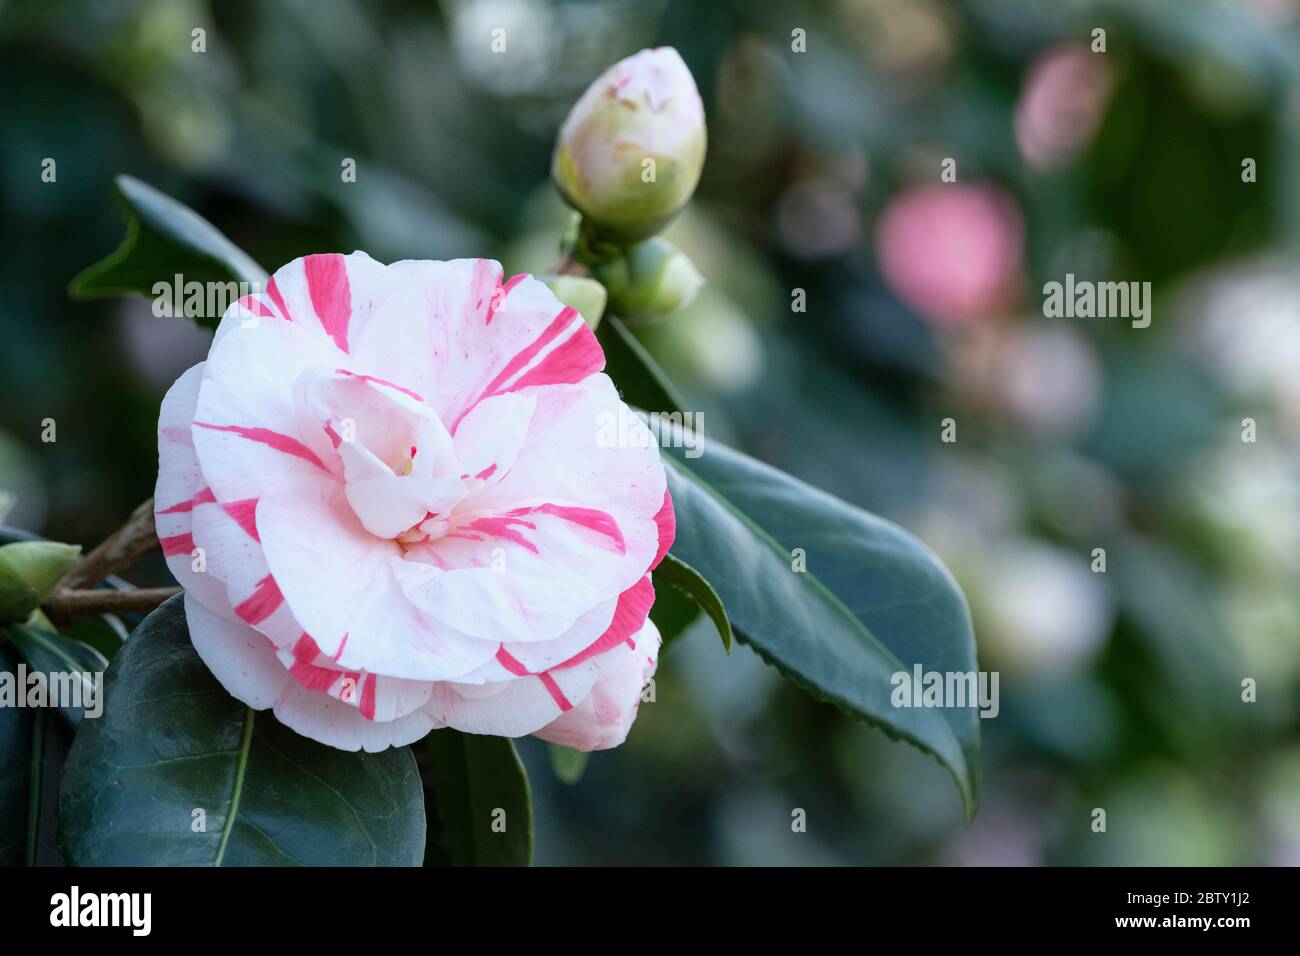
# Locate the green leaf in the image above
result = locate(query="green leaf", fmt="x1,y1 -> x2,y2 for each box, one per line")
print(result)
648,580 -> 700,648
547,743 -> 590,785
656,423 -> 981,821
597,315 -> 690,417
69,175 -> 268,330
59,595 -> 426,865
5,623 -> 107,726
653,552 -> 732,652
0,642 -> 36,866
422,730 -> 532,866
0,643 -> 70,866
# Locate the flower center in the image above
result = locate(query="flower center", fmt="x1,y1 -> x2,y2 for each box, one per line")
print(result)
296,367 -> 472,542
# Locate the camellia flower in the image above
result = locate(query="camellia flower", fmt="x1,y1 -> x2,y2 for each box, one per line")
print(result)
553,47 -> 707,240
155,252 -> 673,752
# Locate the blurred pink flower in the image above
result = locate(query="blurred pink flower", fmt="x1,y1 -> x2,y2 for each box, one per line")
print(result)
874,182 -> 1024,324
1015,43 -> 1114,170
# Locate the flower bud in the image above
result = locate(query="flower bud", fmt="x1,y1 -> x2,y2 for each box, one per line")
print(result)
538,274 -> 608,329
553,47 -> 706,241
596,237 -> 705,319
0,541 -> 80,623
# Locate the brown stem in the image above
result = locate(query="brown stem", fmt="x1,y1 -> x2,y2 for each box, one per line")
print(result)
551,252 -> 589,277
58,498 -> 159,590
45,587 -> 181,621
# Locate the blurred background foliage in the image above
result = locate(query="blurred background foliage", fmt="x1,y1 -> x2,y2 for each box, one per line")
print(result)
3,0 -> 1299,865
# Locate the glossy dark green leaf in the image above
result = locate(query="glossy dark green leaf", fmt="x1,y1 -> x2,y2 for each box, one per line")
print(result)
547,743 -> 590,785
59,595 -> 426,866
69,175 -> 267,330
596,315 -> 690,417
423,729 -> 532,866
6,623 -> 107,725
653,552 -> 732,652
0,642 -> 69,866
657,423 -> 981,821
0,642 -> 33,865
648,579 -> 700,648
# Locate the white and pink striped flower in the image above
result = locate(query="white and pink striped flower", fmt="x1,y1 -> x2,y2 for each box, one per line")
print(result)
155,252 -> 673,752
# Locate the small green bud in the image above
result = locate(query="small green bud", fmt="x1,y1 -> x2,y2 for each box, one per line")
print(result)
539,275 -> 608,330
0,541 -> 80,623
553,47 -> 707,242
596,238 -> 705,319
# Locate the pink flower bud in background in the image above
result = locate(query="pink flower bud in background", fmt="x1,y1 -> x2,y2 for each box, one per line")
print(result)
874,182 -> 1024,325
1014,43 -> 1114,171
553,47 -> 707,240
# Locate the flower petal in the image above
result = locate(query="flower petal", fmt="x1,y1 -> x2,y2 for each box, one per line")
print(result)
533,619 -> 661,751
256,473 -> 499,681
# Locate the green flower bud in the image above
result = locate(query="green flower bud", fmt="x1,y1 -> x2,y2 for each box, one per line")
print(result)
553,47 -> 707,242
0,541 -> 80,623
539,275 -> 608,330
596,238 -> 705,319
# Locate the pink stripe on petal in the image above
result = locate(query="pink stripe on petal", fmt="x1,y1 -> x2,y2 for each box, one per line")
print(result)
221,498 -> 260,541
265,275 -> 294,323
289,661 -> 340,693
193,422 -> 328,472
305,254 -> 353,352
288,634 -> 341,692
450,307 -> 585,431
334,368 -> 424,403
158,487 -> 217,515
556,576 -> 655,669
234,574 -> 283,626
420,546 -> 452,570
487,273 -> 527,324
235,295 -> 276,317
464,516 -> 538,554
495,646 -> 531,676
483,307 -> 577,392
537,672 -> 573,712
513,503 -> 625,554
292,633 -> 323,661
651,487 -> 675,570
332,633 -> 349,661
159,533 -> 195,556
359,673 -> 377,720
506,321 -> 603,392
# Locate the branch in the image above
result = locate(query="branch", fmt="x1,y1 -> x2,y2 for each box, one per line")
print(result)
39,497 -> 174,624
58,497 -> 159,590
45,587 -> 181,621
550,251 -> 590,277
